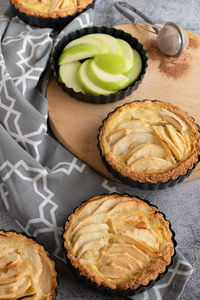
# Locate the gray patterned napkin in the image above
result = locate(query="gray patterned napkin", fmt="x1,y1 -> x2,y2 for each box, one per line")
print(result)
0,9 -> 193,300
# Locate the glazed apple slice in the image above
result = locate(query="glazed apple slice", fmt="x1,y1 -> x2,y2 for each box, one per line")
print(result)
127,143 -> 168,165
108,129 -> 126,145
99,262 -> 130,279
59,61 -> 83,92
102,254 -> 141,273
64,36 -> 109,53
0,275 -> 31,299
160,108 -> 188,132
152,125 -> 183,160
107,243 -> 150,266
112,133 -> 157,156
0,251 -> 19,269
117,119 -> 146,129
165,124 -> 186,153
130,156 -> 173,172
71,223 -> 108,244
124,228 -> 160,250
77,60 -> 116,95
87,59 -> 130,91
58,43 -> 100,64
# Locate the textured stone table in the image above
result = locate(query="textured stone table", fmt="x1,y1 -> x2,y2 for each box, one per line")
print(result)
0,1 -> 200,299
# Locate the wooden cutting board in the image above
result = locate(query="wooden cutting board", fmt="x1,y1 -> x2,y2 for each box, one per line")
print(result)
47,23 -> 200,182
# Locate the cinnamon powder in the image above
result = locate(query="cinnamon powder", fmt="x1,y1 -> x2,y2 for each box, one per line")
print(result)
144,39 -> 190,79
188,37 -> 199,49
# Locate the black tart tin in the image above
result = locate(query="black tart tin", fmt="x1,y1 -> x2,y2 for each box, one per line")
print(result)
51,26 -> 148,104
63,193 -> 177,297
0,229 -> 59,299
10,0 -> 95,30
97,100 -> 200,190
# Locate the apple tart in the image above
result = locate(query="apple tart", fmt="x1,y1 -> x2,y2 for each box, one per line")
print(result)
63,194 -> 175,292
0,231 -> 58,300
98,100 -> 200,188
11,0 -> 94,29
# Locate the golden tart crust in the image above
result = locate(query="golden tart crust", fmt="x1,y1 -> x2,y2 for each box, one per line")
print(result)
63,194 -> 175,291
98,100 -> 200,184
0,231 -> 58,300
11,0 -> 94,19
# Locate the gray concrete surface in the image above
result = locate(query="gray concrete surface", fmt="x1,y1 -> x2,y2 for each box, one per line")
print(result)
0,1 -> 200,299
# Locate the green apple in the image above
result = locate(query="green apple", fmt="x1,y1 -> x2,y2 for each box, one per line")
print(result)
58,43 -> 100,65
124,49 -> 142,84
86,33 -> 122,54
64,36 -> 109,53
59,61 -> 83,93
94,53 -> 132,74
77,60 -> 116,96
117,38 -> 134,72
87,60 -> 130,91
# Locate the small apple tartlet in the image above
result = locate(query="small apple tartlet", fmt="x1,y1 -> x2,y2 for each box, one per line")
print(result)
98,100 -> 200,189
0,230 -> 58,299
52,26 -> 148,103
11,0 -> 95,29
63,194 -> 176,294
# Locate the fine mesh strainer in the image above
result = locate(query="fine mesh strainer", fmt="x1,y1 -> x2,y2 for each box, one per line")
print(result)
115,1 -> 189,57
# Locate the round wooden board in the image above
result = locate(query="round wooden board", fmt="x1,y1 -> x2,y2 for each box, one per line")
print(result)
47,23 -> 200,183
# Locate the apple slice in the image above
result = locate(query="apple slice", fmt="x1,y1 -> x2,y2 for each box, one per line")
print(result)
86,33 -> 122,54
64,36 -> 109,53
59,61 -> 83,93
87,59 -> 130,91
58,43 -> 100,65
130,156 -> 173,172
112,133 -> 157,156
124,49 -> 142,84
127,143 -> 168,165
77,60 -> 116,96
117,38 -> 134,72
160,109 -> 188,132
94,53 -> 132,74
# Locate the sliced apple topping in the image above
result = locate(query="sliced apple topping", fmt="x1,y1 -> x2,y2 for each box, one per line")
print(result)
114,233 -> 161,259
101,253 -> 141,273
183,131 -> 192,153
108,129 -> 126,145
124,228 -> 160,250
127,143 -> 168,166
50,0 -> 77,11
106,243 -> 150,266
99,262 -> 129,279
152,126 -> 183,161
160,108 -> 188,132
76,239 -> 109,259
0,231 -> 57,300
112,133 -> 157,156
0,251 -> 19,269
131,157 -> 173,172
165,124 -> 186,154
0,275 -> 32,299
64,194 -> 175,289
104,102 -> 196,174
117,119 -> 146,129
79,250 -> 99,263
71,223 -> 109,244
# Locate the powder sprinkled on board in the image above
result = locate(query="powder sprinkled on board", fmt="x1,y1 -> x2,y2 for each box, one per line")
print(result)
188,36 -> 199,49
145,39 -> 190,79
